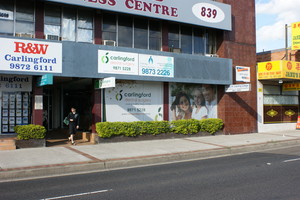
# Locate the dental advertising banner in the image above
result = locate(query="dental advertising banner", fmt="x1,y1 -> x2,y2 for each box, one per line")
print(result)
104,81 -> 163,121
169,83 -> 218,120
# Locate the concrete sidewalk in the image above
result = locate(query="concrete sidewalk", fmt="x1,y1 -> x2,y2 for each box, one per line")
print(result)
1,130 -> 300,182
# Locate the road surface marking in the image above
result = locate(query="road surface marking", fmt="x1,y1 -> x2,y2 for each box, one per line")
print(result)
40,189 -> 112,200
283,158 -> 300,163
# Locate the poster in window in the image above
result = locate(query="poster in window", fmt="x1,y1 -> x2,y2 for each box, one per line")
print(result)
3,93 -> 9,101
23,117 -> 28,124
16,117 -> 22,125
2,125 -> 8,132
2,117 -> 8,124
9,117 -> 15,124
2,109 -> 8,116
16,101 -> 22,109
16,109 -> 22,116
23,102 -> 28,109
2,101 -> 8,109
23,93 -> 29,101
23,109 -> 28,116
9,109 -> 15,117
16,93 -> 22,102
9,102 -> 15,109
9,125 -> 15,132
9,94 -> 15,101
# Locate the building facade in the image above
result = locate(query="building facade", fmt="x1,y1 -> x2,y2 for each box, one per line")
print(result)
257,49 -> 300,132
0,0 -> 257,135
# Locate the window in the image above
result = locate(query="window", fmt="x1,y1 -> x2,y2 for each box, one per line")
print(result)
0,0 -> 34,37
194,28 -> 205,55
134,18 -> 148,49
263,85 -> 299,124
77,9 -> 93,43
168,23 -> 179,49
149,20 -> 161,51
44,4 -> 61,38
118,15 -> 133,47
62,7 -> 76,41
206,29 -> 217,54
15,0 -> 35,36
181,26 -> 192,54
102,13 -> 116,42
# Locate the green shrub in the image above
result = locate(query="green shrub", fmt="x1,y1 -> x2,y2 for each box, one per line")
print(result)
96,119 -> 223,138
170,119 -> 201,134
200,118 -> 224,134
14,124 -> 47,140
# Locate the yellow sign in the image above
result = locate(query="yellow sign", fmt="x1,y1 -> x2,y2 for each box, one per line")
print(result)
283,83 -> 300,91
292,22 -> 300,50
257,60 -> 300,80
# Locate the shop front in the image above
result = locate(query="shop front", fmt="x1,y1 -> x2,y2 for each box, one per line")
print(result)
257,60 -> 300,132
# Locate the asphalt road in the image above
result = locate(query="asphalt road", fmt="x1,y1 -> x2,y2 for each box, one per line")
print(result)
1,145 -> 300,200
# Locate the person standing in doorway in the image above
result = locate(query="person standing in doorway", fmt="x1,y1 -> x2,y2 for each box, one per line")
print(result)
67,107 -> 79,145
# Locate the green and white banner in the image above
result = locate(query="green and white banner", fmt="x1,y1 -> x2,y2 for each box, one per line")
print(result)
104,81 -> 163,122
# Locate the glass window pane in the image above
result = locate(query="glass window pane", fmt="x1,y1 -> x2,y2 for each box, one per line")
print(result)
0,0 -> 14,20
78,9 -> 93,29
263,85 -> 281,95
168,23 -> 179,49
206,29 -> 217,54
78,29 -> 93,43
44,24 -> 60,36
102,13 -> 116,41
134,18 -> 148,49
194,28 -> 205,55
181,26 -> 192,54
118,15 -> 133,47
16,21 -> 34,34
45,4 -> 61,25
16,0 -> 34,21
264,95 -> 298,105
62,8 -> 76,41
149,20 -> 161,51
0,20 -> 13,35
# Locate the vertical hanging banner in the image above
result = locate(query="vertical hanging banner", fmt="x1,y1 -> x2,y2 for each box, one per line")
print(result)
292,22 -> 300,50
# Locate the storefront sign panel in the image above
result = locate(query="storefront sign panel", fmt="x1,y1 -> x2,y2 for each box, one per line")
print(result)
104,81 -> 163,122
257,61 -> 283,80
0,75 -> 32,92
236,66 -> 250,82
283,83 -> 300,91
292,22 -> 300,50
139,54 -> 174,78
44,0 -> 231,31
0,38 -> 62,73
282,60 -> 300,79
98,50 -> 139,75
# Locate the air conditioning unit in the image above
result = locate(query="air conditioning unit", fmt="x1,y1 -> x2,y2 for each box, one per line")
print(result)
103,40 -> 116,46
169,48 -> 181,53
15,33 -> 34,38
45,34 -> 60,41
205,54 -> 219,58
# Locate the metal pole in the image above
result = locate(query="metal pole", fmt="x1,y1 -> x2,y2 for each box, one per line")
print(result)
285,24 -> 288,60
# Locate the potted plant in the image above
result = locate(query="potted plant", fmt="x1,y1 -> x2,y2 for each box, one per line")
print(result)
14,124 -> 47,148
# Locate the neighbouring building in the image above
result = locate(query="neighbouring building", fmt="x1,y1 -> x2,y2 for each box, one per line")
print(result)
0,0 -> 257,136
257,48 -> 300,132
